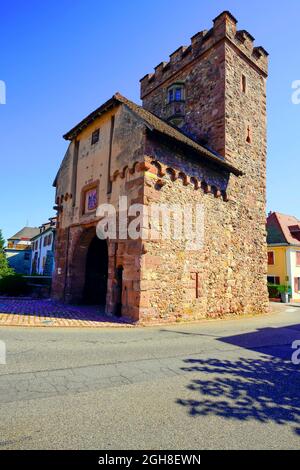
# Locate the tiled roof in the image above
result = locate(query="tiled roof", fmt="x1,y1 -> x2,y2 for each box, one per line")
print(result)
63,93 -> 242,177
8,227 -> 39,241
267,212 -> 300,246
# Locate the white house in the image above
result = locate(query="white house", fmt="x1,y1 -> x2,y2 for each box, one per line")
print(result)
31,218 -> 57,276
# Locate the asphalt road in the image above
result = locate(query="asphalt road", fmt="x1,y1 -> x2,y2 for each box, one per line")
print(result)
0,304 -> 300,450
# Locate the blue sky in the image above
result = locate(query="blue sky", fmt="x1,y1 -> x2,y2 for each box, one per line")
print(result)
0,0 -> 299,241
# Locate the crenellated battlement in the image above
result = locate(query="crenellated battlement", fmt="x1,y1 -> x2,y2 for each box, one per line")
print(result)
140,11 -> 268,99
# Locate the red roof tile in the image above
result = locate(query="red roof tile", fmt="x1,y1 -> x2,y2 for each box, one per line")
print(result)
267,212 -> 300,246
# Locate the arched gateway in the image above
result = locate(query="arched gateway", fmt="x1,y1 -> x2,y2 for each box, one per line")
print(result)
66,227 -> 108,308
83,236 -> 108,305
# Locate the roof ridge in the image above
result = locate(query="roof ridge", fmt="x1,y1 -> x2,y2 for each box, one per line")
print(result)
113,94 -> 242,176
273,212 -> 300,246
62,92 -> 242,177
115,92 -> 215,152
274,211 -> 300,221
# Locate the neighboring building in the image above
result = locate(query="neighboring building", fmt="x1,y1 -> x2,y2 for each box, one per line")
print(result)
52,11 -> 269,322
6,227 -> 39,275
31,218 -> 57,276
267,212 -> 300,302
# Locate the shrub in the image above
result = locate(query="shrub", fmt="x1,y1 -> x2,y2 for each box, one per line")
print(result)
268,284 -> 280,298
277,284 -> 291,294
268,283 -> 292,298
0,274 -> 30,296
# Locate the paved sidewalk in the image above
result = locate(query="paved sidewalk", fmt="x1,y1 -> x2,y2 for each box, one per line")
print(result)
0,298 -> 294,329
0,298 -> 133,328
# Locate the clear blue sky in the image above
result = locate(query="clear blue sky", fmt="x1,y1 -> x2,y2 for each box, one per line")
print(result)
0,0 -> 299,241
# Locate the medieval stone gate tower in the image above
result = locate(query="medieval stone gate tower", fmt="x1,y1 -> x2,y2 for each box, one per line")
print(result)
52,11 -> 269,322
141,11 -> 268,190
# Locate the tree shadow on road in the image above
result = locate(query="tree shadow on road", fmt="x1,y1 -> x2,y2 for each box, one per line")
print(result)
177,322 -> 300,435
177,356 -> 300,435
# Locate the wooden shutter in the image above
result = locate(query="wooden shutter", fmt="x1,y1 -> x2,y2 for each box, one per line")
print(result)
268,251 -> 274,265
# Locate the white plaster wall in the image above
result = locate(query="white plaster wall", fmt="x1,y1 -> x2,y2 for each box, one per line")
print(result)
286,247 -> 300,301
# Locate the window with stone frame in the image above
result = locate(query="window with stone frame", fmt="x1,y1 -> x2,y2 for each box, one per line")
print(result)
82,185 -> 98,214
167,83 -> 185,104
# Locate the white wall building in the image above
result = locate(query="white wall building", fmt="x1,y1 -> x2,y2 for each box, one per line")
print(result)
31,218 -> 56,276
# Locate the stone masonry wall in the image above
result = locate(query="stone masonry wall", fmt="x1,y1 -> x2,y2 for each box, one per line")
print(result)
138,11 -> 269,322
138,153 -> 269,323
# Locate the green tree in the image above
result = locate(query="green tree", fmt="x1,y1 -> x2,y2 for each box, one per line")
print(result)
0,229 -> 14,278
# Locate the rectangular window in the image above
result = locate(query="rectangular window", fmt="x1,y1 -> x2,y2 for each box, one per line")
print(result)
242,74 -> 247,93
294,277 -> 300,293
268,251 -> 275,265
168,89 -> 174,103
296,252 -> 300,266
190,272 -> 201,299
91,129 -> 100,145
175,88 -> 182,101
267,276 -> 280,285
83,186 -> 98,214
87,189 -> 97,211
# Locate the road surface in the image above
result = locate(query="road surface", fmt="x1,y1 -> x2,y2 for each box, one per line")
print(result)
0,303 -> 300,450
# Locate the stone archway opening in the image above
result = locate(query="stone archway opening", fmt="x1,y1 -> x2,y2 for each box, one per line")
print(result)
67,227 -> 109,307
83,236 -> 108,306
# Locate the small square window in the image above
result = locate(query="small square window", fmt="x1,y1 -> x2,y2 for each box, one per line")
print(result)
91,129 -> 100,146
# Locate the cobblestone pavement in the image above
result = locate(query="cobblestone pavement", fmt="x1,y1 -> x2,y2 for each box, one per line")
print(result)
0,298 -> 133,328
